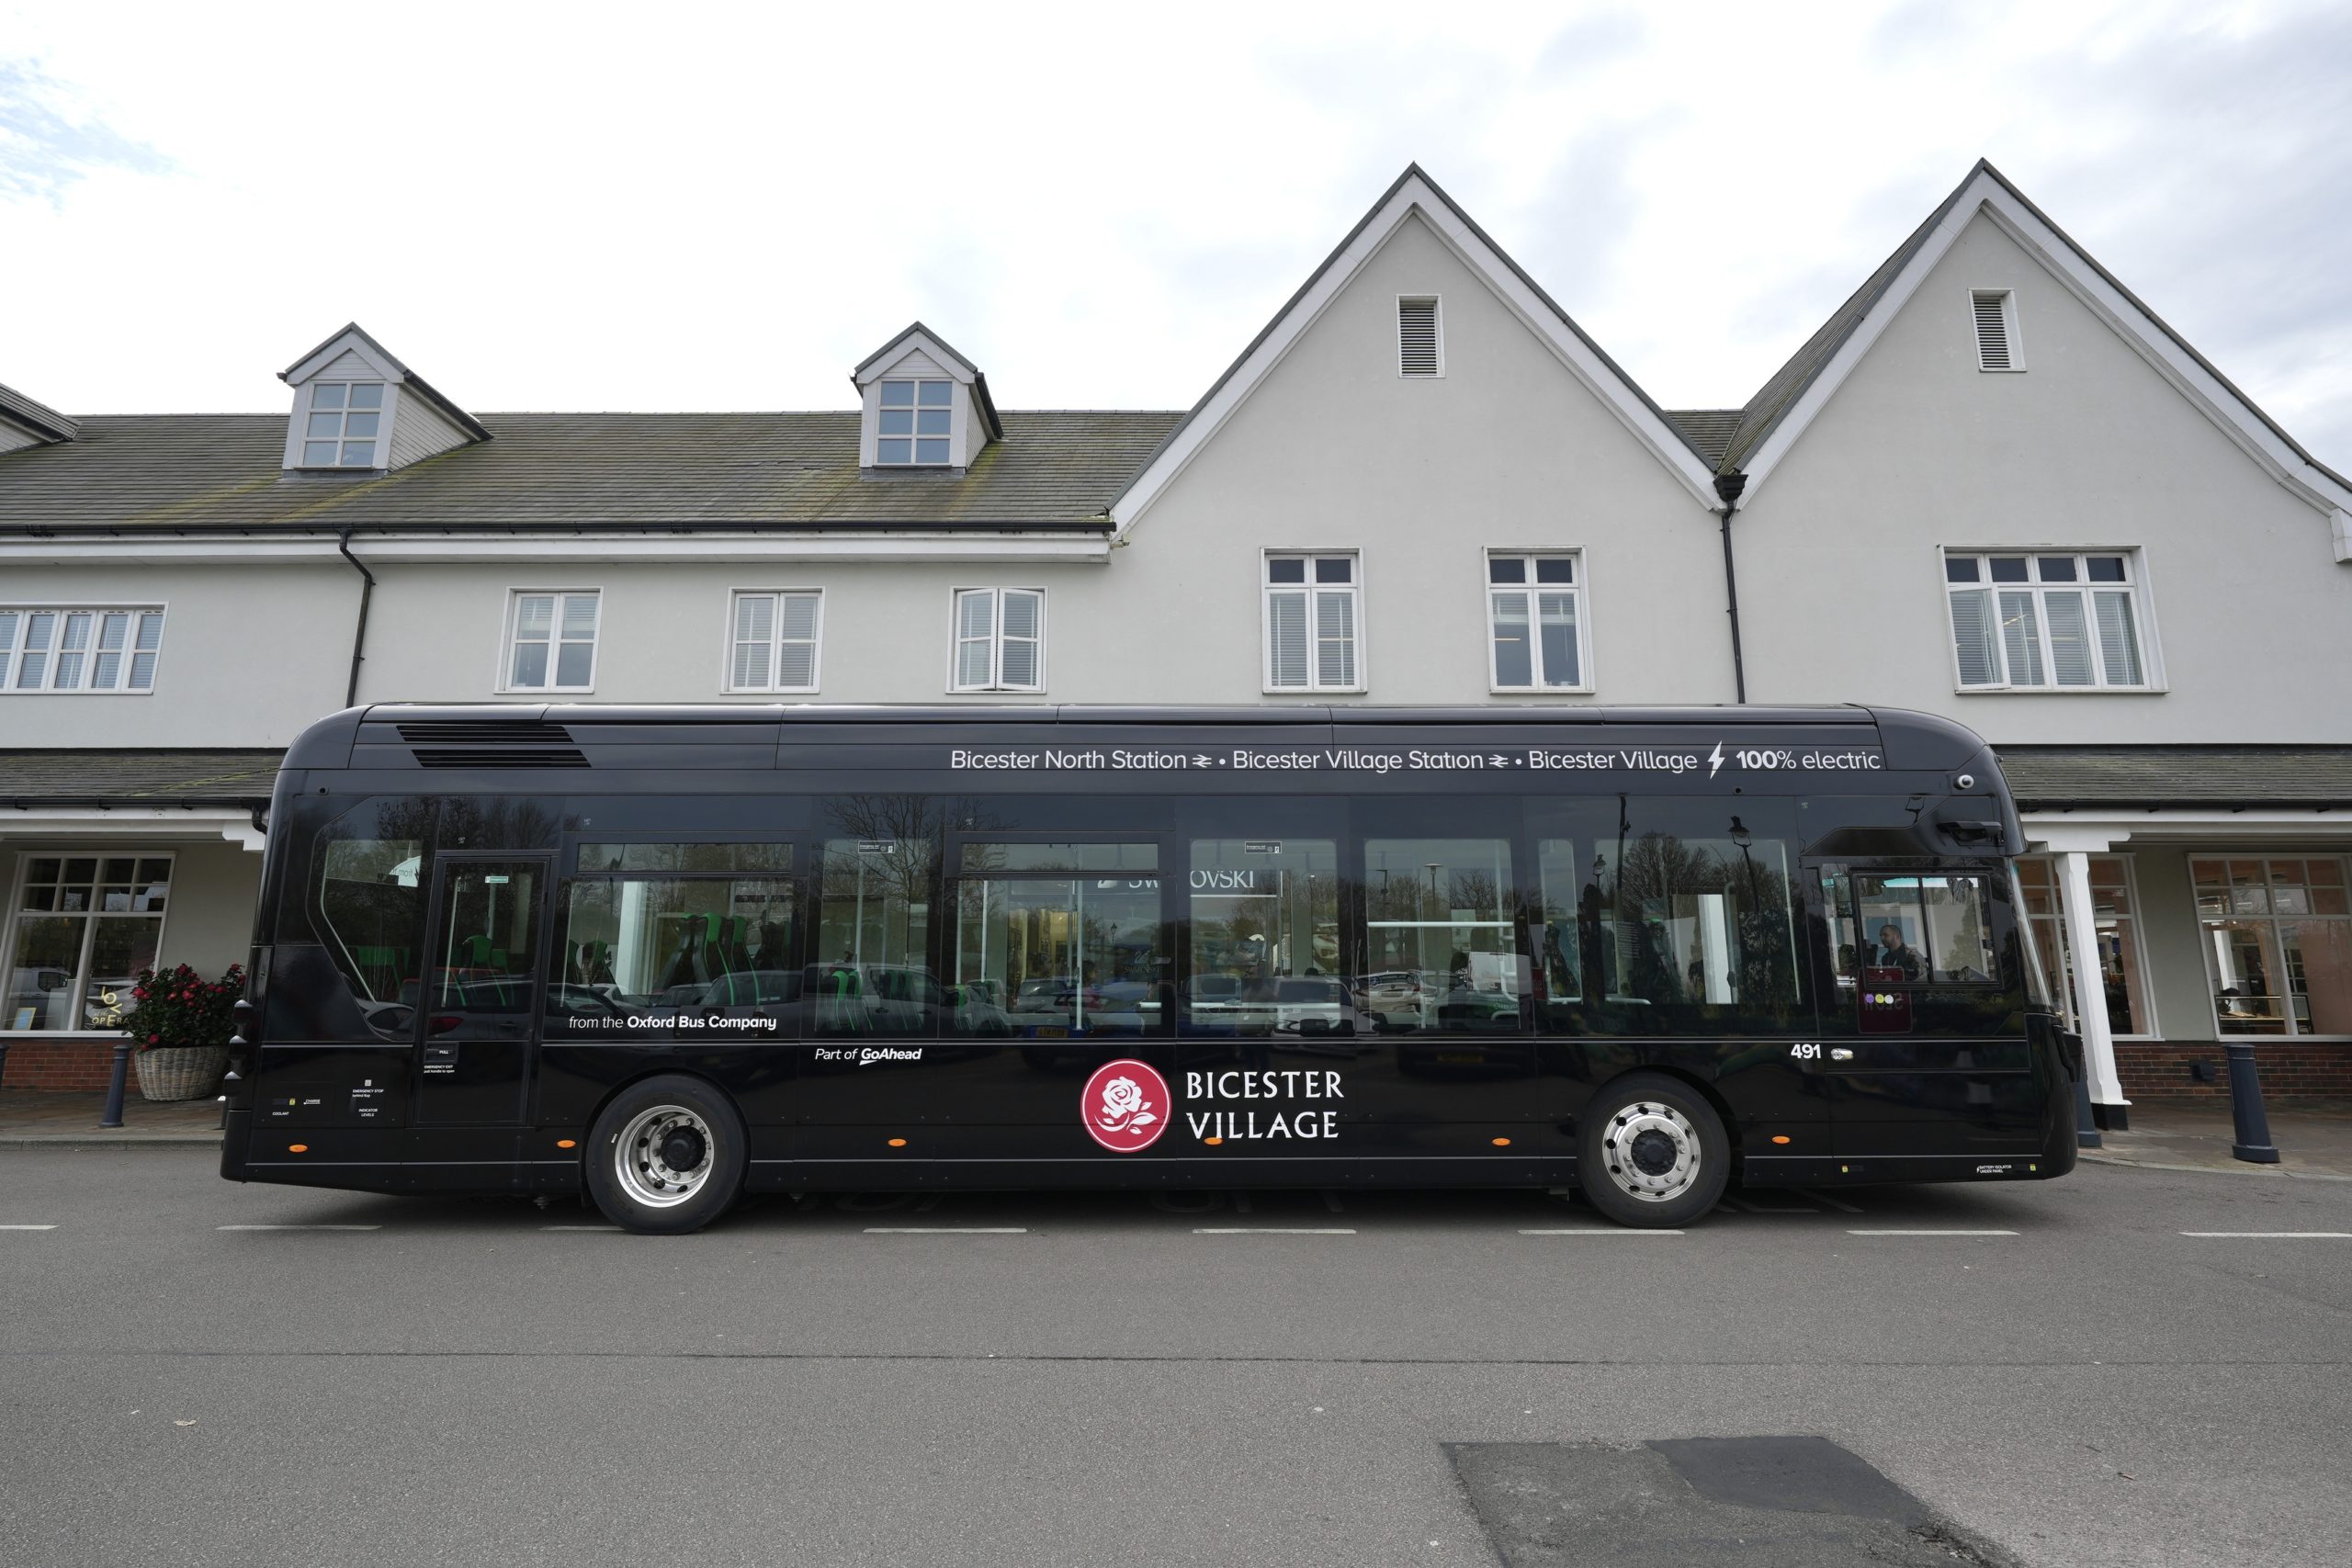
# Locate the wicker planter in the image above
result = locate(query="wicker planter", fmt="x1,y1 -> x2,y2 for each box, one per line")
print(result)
135,1044 -> 230,1102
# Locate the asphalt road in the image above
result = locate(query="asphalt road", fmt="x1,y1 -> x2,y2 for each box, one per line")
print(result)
2,1151 -> 2347,1568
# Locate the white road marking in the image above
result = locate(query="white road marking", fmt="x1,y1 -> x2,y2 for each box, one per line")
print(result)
863,1227 -> 1028,1234
540,1224 -> 624,1232
2178,1231 -> 2351,1238
217,1224 -> 382,1231
0,1224 -> 59,1231
1847,1228 -> 2018,1236
1519,1228 -> 1683,1236
1193,1227 -> 1355,1235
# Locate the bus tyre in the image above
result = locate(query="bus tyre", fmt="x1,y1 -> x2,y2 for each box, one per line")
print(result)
585,1076 -> 747,1235
1577,1074 -> 1729,1228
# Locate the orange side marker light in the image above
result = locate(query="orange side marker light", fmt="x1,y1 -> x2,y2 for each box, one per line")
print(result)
888,1138 -> 908,1148
556,1139 -> 577,1150
1770,1134 -> 1792,1145
1491,1137 -> 1511,1146
1204,1136 -> 1223,1145
288,1144 -> 309,1154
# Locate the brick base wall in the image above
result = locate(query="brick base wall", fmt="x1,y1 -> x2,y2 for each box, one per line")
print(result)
0,1038 -> 132,1093
2116,1041 -> 2352,1099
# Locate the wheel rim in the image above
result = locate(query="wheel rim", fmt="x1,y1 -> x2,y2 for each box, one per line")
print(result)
1600,1100 -> 1702,1202
615,1104 -> 717,1208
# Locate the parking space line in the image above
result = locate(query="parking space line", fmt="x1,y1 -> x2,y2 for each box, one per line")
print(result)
0,1224 -> 58,1231
864,1227 -> 1028,1234
217,1224 -> 382,1231
1847,1228 -> 2018,1235
1193,1227 -> 1355,1235
1519,1228 -> 1682,1236
1723,1196 -> 1817,1213
2178,1231 -> 2350,1238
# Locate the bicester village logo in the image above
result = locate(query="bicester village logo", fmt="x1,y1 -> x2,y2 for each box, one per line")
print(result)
1081,1059 -> 1169,1153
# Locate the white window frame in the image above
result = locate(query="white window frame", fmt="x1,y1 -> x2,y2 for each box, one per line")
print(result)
947,587 -> 1046,694
1261,550 -> 1365,695
2193,854 -> 2352,1041
0,604 -> 167,695
1483,548 -> 1593,694
722,589 -> 825,694
1939,547 -> 2163,694
498,589 -> 601,695
2,850 -> 176,1035
297,381 -> 390,468
876,379 -> 955,468
2018,852 -> 2159,1041
1396,294 -> 1443,378
1971,288 -> 2023,373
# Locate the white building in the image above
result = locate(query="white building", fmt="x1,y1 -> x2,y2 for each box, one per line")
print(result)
4,162 -> 2348,1111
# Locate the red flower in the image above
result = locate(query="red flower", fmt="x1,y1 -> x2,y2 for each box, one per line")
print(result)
148,1033 -> 161,1043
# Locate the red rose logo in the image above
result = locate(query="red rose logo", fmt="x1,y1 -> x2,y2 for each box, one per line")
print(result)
1081,1059 -> 1170,1153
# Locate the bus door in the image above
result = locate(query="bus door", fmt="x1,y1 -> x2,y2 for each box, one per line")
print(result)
1811,862 -> 2043,1159
413,854 -> 552,1123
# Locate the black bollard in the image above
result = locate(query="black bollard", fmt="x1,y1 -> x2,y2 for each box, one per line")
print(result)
99,1042 -> 132,1129
2225,1042 -> 2279,1164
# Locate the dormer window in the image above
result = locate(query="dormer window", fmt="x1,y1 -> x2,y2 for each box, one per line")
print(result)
301,383 -> 385,468
878,380 -> 953,466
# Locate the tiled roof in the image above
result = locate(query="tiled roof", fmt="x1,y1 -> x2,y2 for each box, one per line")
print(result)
1999,746 -> 2352,809
0,380 -> 78,444
0,410 -> 1183,534
0,750 -> 284,805
1662,410 -> 1744,468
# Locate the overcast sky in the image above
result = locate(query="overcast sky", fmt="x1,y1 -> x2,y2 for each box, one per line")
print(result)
4,1 -> 2346,468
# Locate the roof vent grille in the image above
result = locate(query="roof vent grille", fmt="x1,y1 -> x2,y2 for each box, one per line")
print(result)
1973,289 -> 2016,371
397,720 -> 575,746
1398,298 -> 1440,377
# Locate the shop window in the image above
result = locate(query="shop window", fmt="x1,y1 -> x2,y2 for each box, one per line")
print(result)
2015,856 -> 2150,1036
5,853 -> 173,1032
2194,857 -> 2352,1036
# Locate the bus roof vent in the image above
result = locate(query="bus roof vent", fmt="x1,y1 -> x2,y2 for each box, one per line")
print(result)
397,720 -> 576,746
410,746 -> 591,769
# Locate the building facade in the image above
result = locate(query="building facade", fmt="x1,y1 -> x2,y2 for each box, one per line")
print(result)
4,163 -> 2348,1113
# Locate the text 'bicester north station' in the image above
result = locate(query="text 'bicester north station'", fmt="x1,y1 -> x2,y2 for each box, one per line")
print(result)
947,745 -> 1885,776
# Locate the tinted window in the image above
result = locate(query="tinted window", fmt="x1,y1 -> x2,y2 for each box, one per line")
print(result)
1185,837 -> 1340,1037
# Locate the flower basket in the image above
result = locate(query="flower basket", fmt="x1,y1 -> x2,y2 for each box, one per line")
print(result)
119,962 -> 244,1102
136,1044 -> 230,1102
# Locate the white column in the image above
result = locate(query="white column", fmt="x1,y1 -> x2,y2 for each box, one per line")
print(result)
2057,849 -> 2130,1110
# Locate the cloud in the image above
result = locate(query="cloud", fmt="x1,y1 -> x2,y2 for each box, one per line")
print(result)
0,58 -> 175,207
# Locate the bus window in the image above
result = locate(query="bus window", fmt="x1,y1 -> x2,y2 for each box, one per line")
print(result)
311,796 -> 435,1042
954,842 -> 1162,1038
557,850 -> 797,1023
1364,837 -> 1521,1034
1849,872 -> 1996,984
1184,839 -> 1340,1037
815,832 -> 939,1039
1580,806 -> 1803,1032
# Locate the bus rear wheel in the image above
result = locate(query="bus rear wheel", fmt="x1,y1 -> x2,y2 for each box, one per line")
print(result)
585,1076 -> 747,1235
1577,1073 -> 1729,1227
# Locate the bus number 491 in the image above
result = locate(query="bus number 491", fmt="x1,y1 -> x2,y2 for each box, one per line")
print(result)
1789,1043 -> 1823,1060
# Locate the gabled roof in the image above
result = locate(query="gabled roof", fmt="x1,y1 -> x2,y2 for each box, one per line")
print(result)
0,380 -> 80,444
279,321 -> 492,444
1662,409 -> 1744,468
853,321 -> 1002,440
1724,160 -> 2352,520
0,410 -> 1179,535
0,749 -> 284,807
1108,164 -> 1722,532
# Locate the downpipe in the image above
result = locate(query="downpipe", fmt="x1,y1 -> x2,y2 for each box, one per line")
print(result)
1713,472 -> 1748,704
336,530 -> 376,708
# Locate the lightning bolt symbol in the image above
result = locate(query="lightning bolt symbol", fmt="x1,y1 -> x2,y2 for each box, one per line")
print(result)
1708,741 -> 1724,779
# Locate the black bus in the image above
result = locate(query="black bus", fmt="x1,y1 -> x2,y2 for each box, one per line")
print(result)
220,704 -> 2078,1232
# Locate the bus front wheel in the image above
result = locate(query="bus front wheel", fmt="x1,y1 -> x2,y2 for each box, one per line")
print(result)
1577,1074 -> 1729,1228
585,1075 -> 748,1235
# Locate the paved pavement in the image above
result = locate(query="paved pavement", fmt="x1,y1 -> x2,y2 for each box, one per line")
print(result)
2,1150 -> 2347,1567
0,1089 -> 223,1145
2085,1098 -> 2352,1179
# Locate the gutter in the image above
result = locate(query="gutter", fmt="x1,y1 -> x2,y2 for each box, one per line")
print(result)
1713,472 -> 1749,704
337,530 -> 376,707
0,520 -> 1117,538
